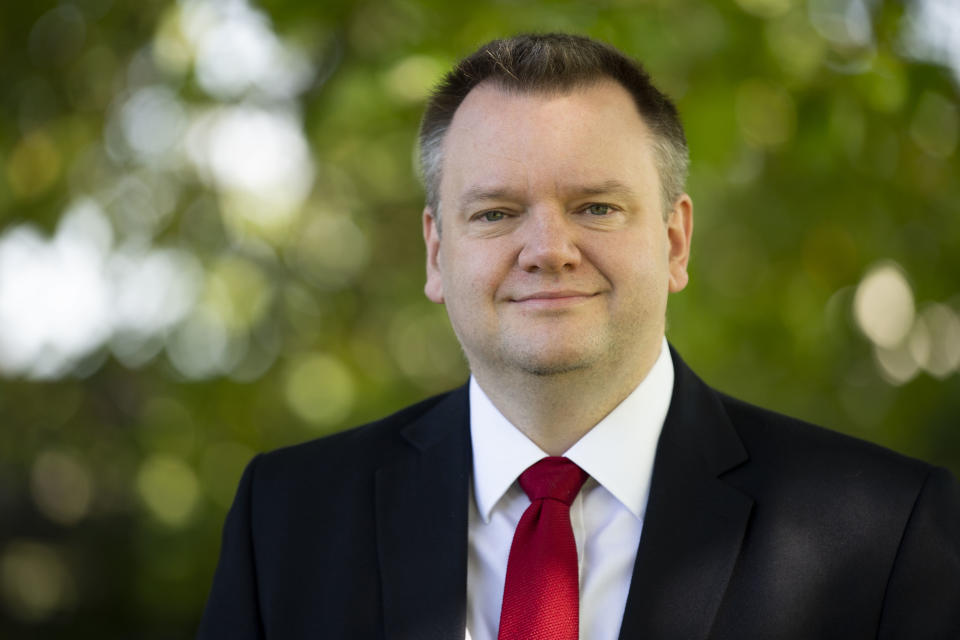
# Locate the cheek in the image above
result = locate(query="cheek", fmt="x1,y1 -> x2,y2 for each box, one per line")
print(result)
438,255 -> 491,313
589,234 -> 653,272
442,242 -> 511,292
590,238 -> 671,299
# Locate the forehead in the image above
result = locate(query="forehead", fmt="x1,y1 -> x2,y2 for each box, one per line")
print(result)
440,80 -> 657,197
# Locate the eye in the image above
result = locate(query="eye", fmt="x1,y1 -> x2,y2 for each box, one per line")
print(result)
478,210 -> 506,222
585,203 -> 612,216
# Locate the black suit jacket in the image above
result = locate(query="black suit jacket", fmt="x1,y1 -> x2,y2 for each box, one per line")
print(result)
198,349 -> 960,639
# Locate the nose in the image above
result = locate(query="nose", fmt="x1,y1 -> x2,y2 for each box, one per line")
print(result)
516,208 -> 582,273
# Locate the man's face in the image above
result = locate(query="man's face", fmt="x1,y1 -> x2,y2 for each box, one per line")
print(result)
423,80 -> 692,383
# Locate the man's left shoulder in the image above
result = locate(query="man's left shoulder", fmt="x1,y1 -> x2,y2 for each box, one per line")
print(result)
717,391 -> 954,500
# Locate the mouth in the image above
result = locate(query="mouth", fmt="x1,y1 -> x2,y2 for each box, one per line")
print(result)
512,290 -> 596,301
509,290 -> 599,309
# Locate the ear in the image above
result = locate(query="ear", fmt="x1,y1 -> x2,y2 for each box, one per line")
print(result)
666,194 -> 693,293
423,206 -> 445,303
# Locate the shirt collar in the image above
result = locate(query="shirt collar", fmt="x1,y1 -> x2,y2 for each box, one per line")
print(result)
469,338 -> 674,523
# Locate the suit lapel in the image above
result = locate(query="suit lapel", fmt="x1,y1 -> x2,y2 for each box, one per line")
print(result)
618,349 -> 754,640
376,387 -> 471,640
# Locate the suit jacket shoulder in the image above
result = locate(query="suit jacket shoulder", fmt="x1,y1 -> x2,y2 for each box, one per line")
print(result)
624,350 -> 960,639
198,385 -> 472,640
718,390 -> 933,506
714,392 -> 960,639
254,388 -> 460,490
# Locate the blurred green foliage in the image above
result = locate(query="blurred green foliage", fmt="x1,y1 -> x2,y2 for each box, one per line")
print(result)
1,0 -> 959,635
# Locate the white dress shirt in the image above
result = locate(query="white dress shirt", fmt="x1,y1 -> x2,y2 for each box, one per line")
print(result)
466,339 -> 675,640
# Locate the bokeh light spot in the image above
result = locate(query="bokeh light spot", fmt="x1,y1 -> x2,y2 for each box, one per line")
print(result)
912,303 -> 960,377
874,342 -> 920,386
136,454 -> 200,527
152,4 -> 193,77
185,0 -> 313,100
0,200 -> 112,378
765,10 -> 826,81
853,262 -> 915,349
288,209 -> 369,289
283,353 -> 356,427
900,0 -> 960,85
388,305 -> 466,389
808,0 -> 874,48
5,130 -> 62,199
119,86 -> 187,160
165,308 -> 234,379
384,55 -> 448,103
205,255 -> 273,332
187,106 -> 314,238
108,245 -> 202,338
102,172 -> 178,241
30,451 -> 93,526
0,541 -> 75,622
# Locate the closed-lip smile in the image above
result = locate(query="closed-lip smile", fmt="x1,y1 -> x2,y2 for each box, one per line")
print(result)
512,290 -> 594,301
510,291 -> 598,307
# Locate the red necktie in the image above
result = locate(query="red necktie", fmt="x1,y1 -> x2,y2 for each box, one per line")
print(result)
497,456 -> 588,640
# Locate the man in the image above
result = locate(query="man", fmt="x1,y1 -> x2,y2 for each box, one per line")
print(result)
198,34 -> 960,639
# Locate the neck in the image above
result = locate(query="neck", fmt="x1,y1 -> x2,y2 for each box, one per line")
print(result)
471,342 -> 663,456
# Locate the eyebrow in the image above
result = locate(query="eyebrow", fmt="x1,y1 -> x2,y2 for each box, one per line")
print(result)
570,180 -> 638,199
458,186 -> 523,210
457,180 -> 638,209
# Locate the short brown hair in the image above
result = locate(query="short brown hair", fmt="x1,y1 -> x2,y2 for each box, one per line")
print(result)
418,33 -> 689,219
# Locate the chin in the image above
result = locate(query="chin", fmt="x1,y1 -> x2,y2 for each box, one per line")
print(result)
506,346 -> 599,378
520,361 -> 592,377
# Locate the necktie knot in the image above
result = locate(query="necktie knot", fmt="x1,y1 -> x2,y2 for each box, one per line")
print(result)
519,457 -> 587,506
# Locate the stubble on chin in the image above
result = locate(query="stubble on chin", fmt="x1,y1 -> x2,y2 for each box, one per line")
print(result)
516,360 -> 593,377
491,330 -> 609,379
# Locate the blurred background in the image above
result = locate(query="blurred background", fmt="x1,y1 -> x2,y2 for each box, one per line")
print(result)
0,0 -> 958,635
